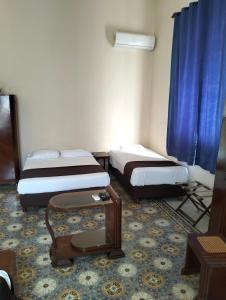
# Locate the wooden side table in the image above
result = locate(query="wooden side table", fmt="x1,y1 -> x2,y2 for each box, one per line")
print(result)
45,185 -> 124,267
182,233 -> 226,300
92,152 -> 109,172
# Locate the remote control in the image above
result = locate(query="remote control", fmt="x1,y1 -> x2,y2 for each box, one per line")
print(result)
92,194 -> 101,201
99,192 -> 110,201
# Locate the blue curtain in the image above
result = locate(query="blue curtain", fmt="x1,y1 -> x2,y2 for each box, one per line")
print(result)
167,0 -> 226,173
167,3 -> 200,165
195,0 -> 226,172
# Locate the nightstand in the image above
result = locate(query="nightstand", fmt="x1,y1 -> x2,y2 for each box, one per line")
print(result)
92,152 -> 110,172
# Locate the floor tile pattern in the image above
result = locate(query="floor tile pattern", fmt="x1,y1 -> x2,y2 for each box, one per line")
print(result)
0,181 -> 199,300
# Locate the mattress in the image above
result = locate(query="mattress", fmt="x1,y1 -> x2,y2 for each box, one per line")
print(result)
18,156 -> 110,194
109,146 -> 189,186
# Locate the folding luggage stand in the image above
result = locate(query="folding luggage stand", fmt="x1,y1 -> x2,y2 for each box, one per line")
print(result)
176,181 -> 212,228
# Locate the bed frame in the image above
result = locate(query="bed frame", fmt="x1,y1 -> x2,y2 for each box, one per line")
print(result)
111,166 -> 185,202
19,186 -> 105,211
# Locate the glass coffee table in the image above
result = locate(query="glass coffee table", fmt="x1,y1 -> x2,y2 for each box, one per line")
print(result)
45,185 -> 125,267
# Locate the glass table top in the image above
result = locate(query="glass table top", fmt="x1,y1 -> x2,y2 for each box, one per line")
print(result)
49,189 -> 113,210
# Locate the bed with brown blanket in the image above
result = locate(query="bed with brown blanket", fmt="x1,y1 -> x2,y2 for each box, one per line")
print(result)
17,150 -> 110,210
110,145 -> 189,201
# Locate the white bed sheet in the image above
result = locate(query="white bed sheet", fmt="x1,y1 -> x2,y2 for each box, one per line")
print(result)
109,147 -> 189,186
18,156 -> 110,194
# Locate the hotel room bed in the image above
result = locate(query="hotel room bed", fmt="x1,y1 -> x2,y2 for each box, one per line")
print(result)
18,150 -> 110,210
109,145 -> 189,201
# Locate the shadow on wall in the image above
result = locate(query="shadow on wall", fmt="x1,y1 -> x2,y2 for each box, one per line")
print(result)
138,0 -> 156,148
104,0 -> 155,147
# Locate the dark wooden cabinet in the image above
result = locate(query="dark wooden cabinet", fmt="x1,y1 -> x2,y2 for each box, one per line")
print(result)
181,115 -> 226,300
208,116 -> 226,236
0,95 -> 20,184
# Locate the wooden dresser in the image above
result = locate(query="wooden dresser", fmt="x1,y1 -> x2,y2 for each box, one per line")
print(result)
208,116 -> 226,236
0,95 -> 20,184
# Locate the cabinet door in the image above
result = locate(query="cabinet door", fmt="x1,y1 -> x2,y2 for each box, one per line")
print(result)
208,116 -> 226,236
0,96 -> 16,182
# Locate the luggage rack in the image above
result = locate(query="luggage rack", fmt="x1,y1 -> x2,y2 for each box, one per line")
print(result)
175,181 -> 213,228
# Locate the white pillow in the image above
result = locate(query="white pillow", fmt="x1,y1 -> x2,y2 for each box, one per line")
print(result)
29,150 -> 60,159
61,149 -> 92,158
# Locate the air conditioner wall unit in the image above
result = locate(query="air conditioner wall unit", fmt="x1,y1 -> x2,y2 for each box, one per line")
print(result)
114,32 -> 156,51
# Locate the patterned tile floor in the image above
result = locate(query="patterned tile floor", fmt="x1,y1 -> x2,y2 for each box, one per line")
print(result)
0,180 -> 199,300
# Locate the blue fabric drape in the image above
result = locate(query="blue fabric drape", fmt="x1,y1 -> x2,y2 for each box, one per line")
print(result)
195,0 -> 226,172
167,3 -> 200,165
167,0 -> 226,173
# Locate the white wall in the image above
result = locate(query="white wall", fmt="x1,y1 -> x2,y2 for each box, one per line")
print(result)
149,0 -> 214,188
0,0 -> 216,187
0,0 -> 155,163
150,0 -> 194,154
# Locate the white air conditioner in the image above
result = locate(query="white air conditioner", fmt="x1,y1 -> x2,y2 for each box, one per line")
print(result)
114,32 -> 156,51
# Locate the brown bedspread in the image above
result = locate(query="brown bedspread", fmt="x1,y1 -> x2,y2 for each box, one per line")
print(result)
123,160 -> 180,181
21,165 -> 105,179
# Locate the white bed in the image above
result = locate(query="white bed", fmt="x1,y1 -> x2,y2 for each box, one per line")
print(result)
18,155 -> 110,194
110,145 -> 189,186
18,150 -> 110,209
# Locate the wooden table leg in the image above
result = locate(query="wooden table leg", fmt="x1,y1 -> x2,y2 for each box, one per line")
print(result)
105,187 -> 125,259
49,245 -> 74,267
